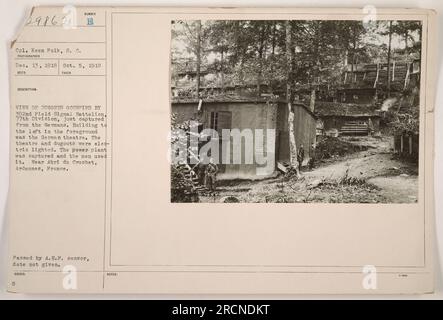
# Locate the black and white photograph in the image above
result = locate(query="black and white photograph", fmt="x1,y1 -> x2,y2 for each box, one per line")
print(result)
170,19 -> 422,203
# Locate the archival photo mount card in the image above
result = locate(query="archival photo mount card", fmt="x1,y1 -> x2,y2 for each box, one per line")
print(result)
7,6 -> 437,294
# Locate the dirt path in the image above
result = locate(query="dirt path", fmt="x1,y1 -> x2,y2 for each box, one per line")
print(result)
303,136 -> 418,203
367,176 -> 418,203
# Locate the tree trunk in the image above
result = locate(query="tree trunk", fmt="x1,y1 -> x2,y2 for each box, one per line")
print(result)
270,21 -> 277,93
285,21 -> 300,177
234,21 -> 243,85
220,50 -> 225,93
196,20 -> 202,98
343,49 -> 349,84
257,25 -> 265,96
257,46 -> 263,95
309,89 -> 316,112
239,57 -> 244,85
351,27 -> 357,83
404,31 -> 409,55
311,22 -> 320,112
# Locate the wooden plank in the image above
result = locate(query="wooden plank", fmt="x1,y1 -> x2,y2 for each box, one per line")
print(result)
277,161 -> 288,173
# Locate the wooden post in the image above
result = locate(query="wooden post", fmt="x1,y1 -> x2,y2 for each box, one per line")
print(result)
309,88 -> 316,112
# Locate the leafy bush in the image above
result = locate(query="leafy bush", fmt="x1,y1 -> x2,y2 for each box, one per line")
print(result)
171,164 -> 199,203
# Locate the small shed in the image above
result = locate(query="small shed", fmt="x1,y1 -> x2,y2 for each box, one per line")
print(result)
336,87 -> 377,104
171,97 -> 317,180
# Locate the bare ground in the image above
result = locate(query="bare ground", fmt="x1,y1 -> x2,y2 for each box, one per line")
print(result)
199,136 -> 418,203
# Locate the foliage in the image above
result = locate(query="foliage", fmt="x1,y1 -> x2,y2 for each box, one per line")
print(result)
315,136 -> 368,160
384,88 -> 420,135
170,113 -> 200,203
